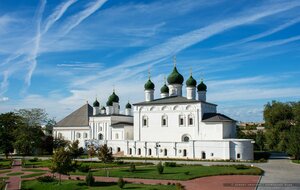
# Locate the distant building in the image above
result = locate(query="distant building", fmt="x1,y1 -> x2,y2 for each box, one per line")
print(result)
53,65 -> 253,160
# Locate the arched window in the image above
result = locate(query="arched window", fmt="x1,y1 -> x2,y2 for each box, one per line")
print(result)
98,133 -> 103,140
138,148 -> 141,155
129,148 -> 132,155
183,149 -> 187,157
179,115 -> 185,126
201,151 -> 206,159
142,116 -> 148,127
237,153 -> 241,159
188,114 -> 194,126
76,132 -> 81,138
148,149 -> 152,156
164,149 -> 167,156
83,133 -> 88,138
58,133 -> 62,139
117,147 -> 121,152
161,115 -> 168,127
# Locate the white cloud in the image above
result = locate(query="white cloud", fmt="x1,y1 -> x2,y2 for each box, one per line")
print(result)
0,97 -> 9,102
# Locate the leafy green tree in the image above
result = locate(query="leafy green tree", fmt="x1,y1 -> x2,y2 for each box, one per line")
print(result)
50,147 -> 75,184
85,171 -> 95,186
53,138 -> 70,150
287,125 -> 300,160
16,108 -> 48,127
0,112 -> 23,158
98,144 -> 114,163
117,177 -> 125,189
68,140 -> 84,159
156,162 -> 164,174
256,130 -> 265,151
88,145 -> 96,158
14,125 -> 45,155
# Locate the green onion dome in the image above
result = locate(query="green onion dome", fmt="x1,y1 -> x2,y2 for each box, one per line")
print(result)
160,84 -> 169,94
101,106 -> 106,110
186,75 -> 197,87
144,79 -> 155,90
126,102 -> 132,109
197,80 -> 207,91
108,92 -> 119,103
167,66 -> 184,85
106,100 -> 113,106
93,99 -> 100,107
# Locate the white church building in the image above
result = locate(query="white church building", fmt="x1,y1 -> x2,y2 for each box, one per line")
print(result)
53,65 -> 254,160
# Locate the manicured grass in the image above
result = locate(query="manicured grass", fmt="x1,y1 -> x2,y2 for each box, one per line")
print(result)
292,160 -> 300,164
79,161 -> 152,169
22,180 -> 175,190
72,165 -> 263,180
21,172 -> 46,178
23,159 -> 52,168
0,181 -> 6,190
22,169 -> 47,172
0,159 -> 12,169
6,172 -> 24,176
0,170 -> 11,174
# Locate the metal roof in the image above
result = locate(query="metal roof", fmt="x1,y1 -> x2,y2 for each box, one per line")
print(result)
202,113 -> 235,122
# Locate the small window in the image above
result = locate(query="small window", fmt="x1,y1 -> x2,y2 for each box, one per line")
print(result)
211,153 -> 214,157
98,133 -> 103,140
179,115 -> 185,126
202,152 -> 206,159
164,149 -> 167,156
148,149 -> 152,156
76,133 -> 81,138
117,147 -> 121,152
180,118 -> 184,125
58,133 -> 62,138
189,118 -> 193,125
129,148 -> 132,155
237,153 -> 241,159
183,149 -> 187,156
183,136 -> 190,142
100,127 -> 102,131
115,133 -> 119,139
83,133 -> 88,138
161,115 -> 168,127
138,148 -> 141,155
142,116 -> 148,127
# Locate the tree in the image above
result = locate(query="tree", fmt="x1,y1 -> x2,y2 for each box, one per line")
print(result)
0,112 -> 23,158
14,125 -> 45,155
117,177 -> 125,189
53,138 -> 70,150
85,171 -> 95,186
68,140 -> 84,159
287,125 -> 300,160
50,147 -> 75,184
98,144 -> 114,163
156,162 -> 164,174
256,130 -> 265,151
41,135 -> 54,155
16,108 -> 48,127
88,145 -> 96,158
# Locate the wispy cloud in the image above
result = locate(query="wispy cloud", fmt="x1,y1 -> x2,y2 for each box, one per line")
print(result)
60,0 -> 108,36
0,97 -> 9,102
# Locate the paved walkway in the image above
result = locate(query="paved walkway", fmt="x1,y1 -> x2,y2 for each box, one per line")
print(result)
256,153 -> 300,190
6,159 -> 22,190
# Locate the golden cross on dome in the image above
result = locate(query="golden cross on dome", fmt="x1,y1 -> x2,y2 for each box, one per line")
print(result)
190,68 -> 193,76
113,85 -> 115,92
164,75 -> 166,84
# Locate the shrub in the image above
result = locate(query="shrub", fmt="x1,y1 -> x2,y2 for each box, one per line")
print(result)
115,161 -> 124,165
156,162 -> 164,174
37,176 -> 56,183
117,177 -> 125,189
78,165 -> 90,173
85,172 -> 95,186
129,163 -> 136,172
76,177 -> 80,180
184,171 -> 190,175
234,164 -> 249,170
175,183 -> 185,190
29,157 -> 39,162
164,162 -> 177,167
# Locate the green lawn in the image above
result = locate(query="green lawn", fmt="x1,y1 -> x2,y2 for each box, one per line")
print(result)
79,161 -> 152,169
6,172 -> 24,176
72,165 -> 263,180
292,160 -> 300,164
22,169 -> 47,173
23,159 -> 52,168
0,181 -> 6,190
21,172 -> 46,178
0,159 -> 12,169
0,170 -> 11,174
22,180 -> 175,190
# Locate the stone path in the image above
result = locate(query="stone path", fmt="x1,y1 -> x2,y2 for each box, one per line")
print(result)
6,159 -> 22,190
256,153 -> 300,190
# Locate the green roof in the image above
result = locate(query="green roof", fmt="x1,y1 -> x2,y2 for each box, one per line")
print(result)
126,102 -> 132,109
160,84 -> 169,93
108,92 -> 119,103
197,81 -> 207,91
106,100 -> 113,106
186,75 -> 197,87
93,99 -> 100,107
167,66 -> 184,85
144,79 -> 155,90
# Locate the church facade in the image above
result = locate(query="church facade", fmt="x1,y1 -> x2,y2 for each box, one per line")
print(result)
53,65 -> 253,160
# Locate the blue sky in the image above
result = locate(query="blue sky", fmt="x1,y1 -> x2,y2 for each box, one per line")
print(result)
0,0 -> 300,122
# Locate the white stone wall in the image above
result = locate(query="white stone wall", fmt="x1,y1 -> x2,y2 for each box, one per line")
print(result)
53,126 -> 90,147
